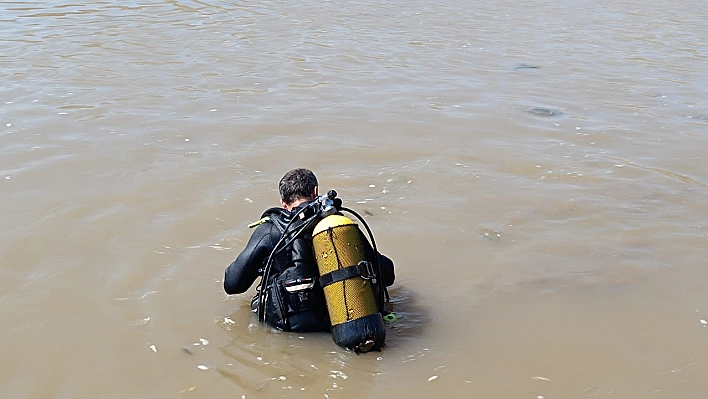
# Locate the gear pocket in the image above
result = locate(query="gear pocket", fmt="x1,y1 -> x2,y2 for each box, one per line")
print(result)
265,276 -> 330,332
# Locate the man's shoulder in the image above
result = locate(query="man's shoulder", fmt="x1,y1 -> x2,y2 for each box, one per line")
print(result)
260,207 -> 289,220
247,208 -> 288,226
262,207 -> 297,232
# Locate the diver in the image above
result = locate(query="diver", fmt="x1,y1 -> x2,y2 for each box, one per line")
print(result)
223,168 -> 395,337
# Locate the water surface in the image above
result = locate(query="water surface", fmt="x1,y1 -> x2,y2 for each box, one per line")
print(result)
1,1 -> 708,398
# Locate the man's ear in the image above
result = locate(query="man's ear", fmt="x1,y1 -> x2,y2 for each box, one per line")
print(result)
313,186 -> 319,197
281,199 -> 288,210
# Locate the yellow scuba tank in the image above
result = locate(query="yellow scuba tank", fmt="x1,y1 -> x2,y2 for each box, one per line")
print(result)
312,215 -> 385,352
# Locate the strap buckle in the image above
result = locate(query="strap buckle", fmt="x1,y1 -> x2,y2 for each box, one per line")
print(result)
358,261 -> 376,284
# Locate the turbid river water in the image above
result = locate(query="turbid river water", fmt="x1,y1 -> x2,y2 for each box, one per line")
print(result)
2,0 -> 708,398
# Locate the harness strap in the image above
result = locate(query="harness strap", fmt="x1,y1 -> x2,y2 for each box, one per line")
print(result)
319,261 -> 375,288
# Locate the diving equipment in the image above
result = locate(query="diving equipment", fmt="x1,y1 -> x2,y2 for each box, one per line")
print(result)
255,190 -> 388,351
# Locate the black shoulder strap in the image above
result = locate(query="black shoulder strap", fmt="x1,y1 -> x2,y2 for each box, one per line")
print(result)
319,261 -> 375,288
261,207 -> 290,233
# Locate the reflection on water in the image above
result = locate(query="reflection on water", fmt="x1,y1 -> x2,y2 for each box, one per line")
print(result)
2,0 -> 708,398
217,308 -> 377,398
384,286 -> 433,349
210,286 -> 431,397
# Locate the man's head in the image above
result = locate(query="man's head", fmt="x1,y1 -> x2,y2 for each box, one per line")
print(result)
279,168 -> 318,211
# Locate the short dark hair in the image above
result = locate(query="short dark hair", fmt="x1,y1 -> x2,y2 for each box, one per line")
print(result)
279,168 -> 318,205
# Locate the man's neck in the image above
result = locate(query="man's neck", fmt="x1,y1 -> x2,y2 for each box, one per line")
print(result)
284,198 -> 312,212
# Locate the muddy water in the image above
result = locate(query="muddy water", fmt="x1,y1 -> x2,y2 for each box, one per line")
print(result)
2,0 -> 708,398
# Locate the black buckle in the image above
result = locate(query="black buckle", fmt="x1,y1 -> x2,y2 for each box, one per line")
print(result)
319,260 -> 378,288
358,261 -> 376,284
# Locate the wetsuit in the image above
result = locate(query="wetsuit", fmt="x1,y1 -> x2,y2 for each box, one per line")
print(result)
224,203 -> 395,332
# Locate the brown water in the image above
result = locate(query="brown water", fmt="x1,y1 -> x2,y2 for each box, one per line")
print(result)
2,0 -> 708,398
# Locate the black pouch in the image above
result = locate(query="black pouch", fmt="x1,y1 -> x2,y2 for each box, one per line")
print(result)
264,273 -> 330,333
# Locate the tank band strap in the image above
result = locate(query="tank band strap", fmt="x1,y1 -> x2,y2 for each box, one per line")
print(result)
319,261 -> 375,288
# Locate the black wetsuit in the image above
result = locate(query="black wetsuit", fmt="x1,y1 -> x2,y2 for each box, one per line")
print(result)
224,203 -> 395,332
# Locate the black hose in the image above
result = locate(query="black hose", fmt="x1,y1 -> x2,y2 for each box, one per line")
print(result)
275,216 -> 319,256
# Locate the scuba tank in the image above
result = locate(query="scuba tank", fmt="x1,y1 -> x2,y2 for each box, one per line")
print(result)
312,215 -> 386,353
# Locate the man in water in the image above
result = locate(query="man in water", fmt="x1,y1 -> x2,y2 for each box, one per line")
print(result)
223,168 -> 395,332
